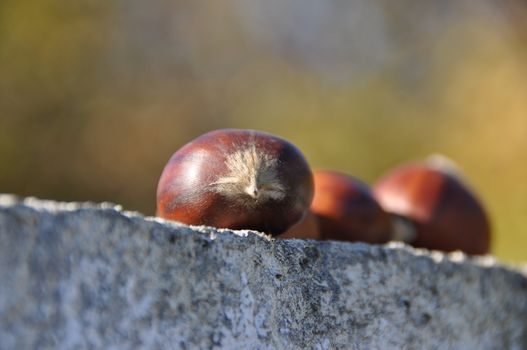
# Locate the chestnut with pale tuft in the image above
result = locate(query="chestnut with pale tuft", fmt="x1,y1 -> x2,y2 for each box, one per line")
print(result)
310,170 -> 392,244
373,158 -> 491,255
156,129 -> 314,235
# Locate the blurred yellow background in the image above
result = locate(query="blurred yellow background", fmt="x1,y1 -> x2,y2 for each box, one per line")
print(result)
1,0 -> 526,262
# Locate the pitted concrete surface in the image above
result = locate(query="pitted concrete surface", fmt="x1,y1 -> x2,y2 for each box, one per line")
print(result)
1,194 -> 526,349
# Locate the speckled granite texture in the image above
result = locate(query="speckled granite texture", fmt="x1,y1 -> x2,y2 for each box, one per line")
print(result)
1,194 -> 526,349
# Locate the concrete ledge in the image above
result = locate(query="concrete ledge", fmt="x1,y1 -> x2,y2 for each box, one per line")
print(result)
1,194 -> 526,349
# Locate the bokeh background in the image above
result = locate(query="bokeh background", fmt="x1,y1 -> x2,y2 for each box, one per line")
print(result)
1,0 -> 526,262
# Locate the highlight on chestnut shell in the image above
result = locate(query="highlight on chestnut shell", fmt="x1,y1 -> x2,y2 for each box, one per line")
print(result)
309,170 -> 392,244
156,129 -> 314,235
373,158 -> 491,255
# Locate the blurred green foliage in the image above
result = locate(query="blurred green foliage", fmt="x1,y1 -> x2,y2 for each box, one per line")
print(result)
1,0 -> 526,262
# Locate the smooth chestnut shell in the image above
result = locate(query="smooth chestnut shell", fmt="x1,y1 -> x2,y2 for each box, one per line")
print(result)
156,129 -> 314,235
278,210 -> 321,240
310,170 -> 392,243
373,163 -> 491,254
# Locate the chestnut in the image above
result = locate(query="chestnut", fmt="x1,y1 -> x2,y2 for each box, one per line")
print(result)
373,160 -> 491,255
156,129 -> 314,235
309,170 -> 392,244
278,210 -> 321,240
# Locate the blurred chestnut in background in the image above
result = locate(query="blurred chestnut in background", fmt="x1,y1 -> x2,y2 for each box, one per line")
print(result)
309,170 -> 392,244
278,210 -> 321,239
156,129 -> 314,235
373,158 -> 491,255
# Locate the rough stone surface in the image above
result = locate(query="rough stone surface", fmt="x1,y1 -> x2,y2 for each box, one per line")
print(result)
0,194 -> 526,350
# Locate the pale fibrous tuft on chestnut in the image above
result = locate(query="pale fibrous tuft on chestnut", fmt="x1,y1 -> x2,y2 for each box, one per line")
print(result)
156,129 -> 314,235
373,157 -> 491,255
309,170 -> 392,244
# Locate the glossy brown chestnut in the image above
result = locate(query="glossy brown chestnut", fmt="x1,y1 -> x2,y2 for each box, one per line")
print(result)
278,210 -> 321,239
156,129 -> 314,235
310,170 -> 392,243
373,161 -> 491,255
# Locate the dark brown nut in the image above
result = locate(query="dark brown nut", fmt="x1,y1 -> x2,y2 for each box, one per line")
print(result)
278,210 -> 321,240
373,160 -> 491,255
156,129 -> 314,235
310,170 -> 392,244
